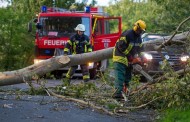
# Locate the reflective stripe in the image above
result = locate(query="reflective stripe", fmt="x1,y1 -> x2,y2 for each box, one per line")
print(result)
88,48 -> 92,52
92,18 -> 98,34
123,44 -> 133,55
83,75 -> 90,79
118,37 -> 127,43
64,48 -> 69,52
68,40 -> 72,45
66,68 -> 71,78
73,43 -> 76,54
92,18 -> 97,46
113,48 -> 128,66
85,45 -> 87,52
66,74 -> 70,78
75,40 -> 79,44
129,42 -> 141,46
113,55 -> 128,66
119,37 -> 126,41
87,42 -> 91,45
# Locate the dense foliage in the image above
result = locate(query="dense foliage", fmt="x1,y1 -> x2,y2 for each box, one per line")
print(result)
106,0 -> 190,33
0,7 -> 34,71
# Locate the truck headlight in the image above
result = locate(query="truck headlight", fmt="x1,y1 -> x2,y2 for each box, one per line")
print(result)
180,55 -> 189,62
34,59 -> 44,64
88,62 -> 94,69
143,53 -> 153,60
88,62 -> 94,67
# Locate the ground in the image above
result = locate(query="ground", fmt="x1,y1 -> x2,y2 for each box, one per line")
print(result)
0,79 -> 157,122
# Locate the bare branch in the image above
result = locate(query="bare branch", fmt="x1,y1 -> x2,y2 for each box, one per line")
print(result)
155,16 -> 190,50
45,88 -> 115,116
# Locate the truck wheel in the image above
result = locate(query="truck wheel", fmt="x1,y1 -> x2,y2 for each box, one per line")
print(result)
89,68 -> 97,79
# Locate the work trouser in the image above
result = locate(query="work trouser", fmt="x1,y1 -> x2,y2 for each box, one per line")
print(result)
114,62 -> 132,95
66,64 -> 90,81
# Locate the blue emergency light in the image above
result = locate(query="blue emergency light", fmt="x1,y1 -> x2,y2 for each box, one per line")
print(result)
85,6 -> 90,13
41,6 -> 47,13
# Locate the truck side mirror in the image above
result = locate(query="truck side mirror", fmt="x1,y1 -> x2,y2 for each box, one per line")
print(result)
33,18 -> 38,23
28,22 -> 32,32
28,18 -> 38,32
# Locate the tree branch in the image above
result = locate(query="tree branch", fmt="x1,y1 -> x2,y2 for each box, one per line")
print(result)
155,16 -> 190,50
45,88 -> 115,116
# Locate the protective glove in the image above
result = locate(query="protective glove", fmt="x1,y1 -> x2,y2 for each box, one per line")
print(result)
127,55 -> 133,62
132,57 -> 142,64
75,41 -> 79,45
80,40 -> 88,45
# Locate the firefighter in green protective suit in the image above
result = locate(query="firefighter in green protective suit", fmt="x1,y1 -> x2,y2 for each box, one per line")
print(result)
64,24 -> 92,83
112,20 -> 146,99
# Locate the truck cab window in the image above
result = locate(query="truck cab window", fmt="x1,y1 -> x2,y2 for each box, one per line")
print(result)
39,17 -> 90,37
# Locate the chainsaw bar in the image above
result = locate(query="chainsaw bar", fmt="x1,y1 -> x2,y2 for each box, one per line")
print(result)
133,64 -> 154,82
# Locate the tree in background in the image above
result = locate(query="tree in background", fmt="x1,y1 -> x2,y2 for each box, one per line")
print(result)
90,0 -> 97,6
106,0 -> 160,32
106,0 -> 190,34
0,7 -> 34,71
151,0 -> 190,33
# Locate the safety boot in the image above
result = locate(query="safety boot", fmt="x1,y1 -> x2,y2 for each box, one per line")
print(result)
83,78 -> 90,83
112,92 -> 123,101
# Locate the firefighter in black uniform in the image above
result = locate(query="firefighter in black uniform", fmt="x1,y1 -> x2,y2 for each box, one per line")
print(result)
112,20 -> 146,99
64,24 -> 92,83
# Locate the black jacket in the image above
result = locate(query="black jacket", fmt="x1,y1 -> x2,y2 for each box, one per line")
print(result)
113,29 -> 142,66
64,34 -> 92,54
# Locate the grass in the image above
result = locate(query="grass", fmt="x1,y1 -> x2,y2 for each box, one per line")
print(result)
159,108 -> 190,122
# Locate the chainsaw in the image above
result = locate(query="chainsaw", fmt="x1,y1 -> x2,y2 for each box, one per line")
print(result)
130,57 -> 154,82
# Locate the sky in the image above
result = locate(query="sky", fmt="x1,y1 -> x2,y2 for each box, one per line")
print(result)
89,0 -> 111,6
0,1 -> 8,7
0,0 -> 117,7
77,0 -> 117,6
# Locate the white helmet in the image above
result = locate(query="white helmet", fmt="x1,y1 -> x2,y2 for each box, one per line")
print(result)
75,24 -> 85,31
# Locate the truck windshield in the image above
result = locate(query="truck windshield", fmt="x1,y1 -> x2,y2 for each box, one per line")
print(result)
39,17 -> 90,37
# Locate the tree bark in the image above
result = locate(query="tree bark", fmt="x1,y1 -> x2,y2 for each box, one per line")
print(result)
0,48 -> 113,86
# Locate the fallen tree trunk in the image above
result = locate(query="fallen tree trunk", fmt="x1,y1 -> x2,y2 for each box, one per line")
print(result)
0,48 -> 113,86
1,30 -> 189,86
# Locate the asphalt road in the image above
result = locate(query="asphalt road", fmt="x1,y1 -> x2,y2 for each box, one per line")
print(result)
0,80 -> 156,122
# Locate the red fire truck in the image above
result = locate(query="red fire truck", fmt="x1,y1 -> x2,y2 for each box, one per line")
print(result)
28,6 -> 122,78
